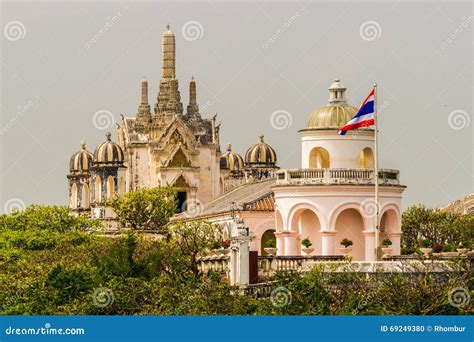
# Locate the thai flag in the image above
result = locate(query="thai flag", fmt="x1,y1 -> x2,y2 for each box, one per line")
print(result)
338,88 -> 375,135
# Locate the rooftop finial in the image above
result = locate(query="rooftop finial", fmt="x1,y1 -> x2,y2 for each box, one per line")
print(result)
80,140 -> 86,150
328,79 -> 347,105
166,23 -> 170,30
259,134 -> 264,142
226,143 -> 232,151
106,132 -> 112,141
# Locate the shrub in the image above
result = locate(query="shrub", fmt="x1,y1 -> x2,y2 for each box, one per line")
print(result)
419,239 -> 432,248
340,238 -> 353,248
432,243 -> 443,253
264,239 -> 276,248
301,238 -> 312,248
382,239 -> 392,247
442,244 -> 456,252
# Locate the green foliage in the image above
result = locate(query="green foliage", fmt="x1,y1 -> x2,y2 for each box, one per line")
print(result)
420,239 -> 432,248
340,238 -> 353,248
402,204 -> 473,248
264,239 -> 276,248
441,244 -> 456,252
107,187 -> 177,231
301,237 -> 312,248
381,239 -> 392,247
0,205 -> 101,232
0,203 -> 471,316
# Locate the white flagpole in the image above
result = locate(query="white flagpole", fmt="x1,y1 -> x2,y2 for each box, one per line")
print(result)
373,83 -> 379,261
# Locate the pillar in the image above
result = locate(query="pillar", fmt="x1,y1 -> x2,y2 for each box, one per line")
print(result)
283,231 -> 299,256
387,232 -> 402,256
275,231 -> 285,256
362,230 -> 375,261
320,231 -> 337,256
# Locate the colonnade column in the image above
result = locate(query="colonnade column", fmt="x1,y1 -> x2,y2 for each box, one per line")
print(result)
387,232 -> 402,256
275,231 -> 285,256
362,230 -> 375,261
320,231 -> 337,256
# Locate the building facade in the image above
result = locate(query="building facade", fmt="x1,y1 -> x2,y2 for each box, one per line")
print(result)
67,26 -> 278,225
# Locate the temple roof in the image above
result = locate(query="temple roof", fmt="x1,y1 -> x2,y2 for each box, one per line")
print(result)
173,178 -> 276,220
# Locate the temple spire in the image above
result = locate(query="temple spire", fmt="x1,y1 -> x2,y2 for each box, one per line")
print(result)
328,79 -> 348,105
186,76 -> 200,118
162,24 -> 176,79
141,76 -> 148,105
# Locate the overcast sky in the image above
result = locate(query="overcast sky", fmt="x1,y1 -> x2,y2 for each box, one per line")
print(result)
1,0 -> 472,212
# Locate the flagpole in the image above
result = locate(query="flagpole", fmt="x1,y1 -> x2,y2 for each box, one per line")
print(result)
373,83 -> 379,262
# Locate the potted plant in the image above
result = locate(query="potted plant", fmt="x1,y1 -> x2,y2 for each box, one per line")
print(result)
432,243 -> 443,256
264,239 -> 277,256
340,238 -> 353,256
419,239 -> 432,256
221,239 -> 231,255
301,237 -> 314,255
441,244 -> 459,257
457,241 -> 471,255
210,240 -> 222,256
381,238 -> 393,257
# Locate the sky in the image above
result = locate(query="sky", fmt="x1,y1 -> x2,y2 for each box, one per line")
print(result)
0,0 -> 472,212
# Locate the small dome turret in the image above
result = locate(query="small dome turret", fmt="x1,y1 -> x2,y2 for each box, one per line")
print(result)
245,134 -> 277,168
306,79 -> 358,129
220,144 -> 244,176
69,141 -> 93,175
93,132 -> 124,167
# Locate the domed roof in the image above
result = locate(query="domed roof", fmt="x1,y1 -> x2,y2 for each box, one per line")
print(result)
69,141 -> 93,175
245,134 -> 277,168
220,144 -> 244,175
93,132 -> 124,167
307,79 -> 359,129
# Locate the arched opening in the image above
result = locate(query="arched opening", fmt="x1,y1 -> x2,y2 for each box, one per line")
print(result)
334,208 -> 365,260
290,208 -> 322,255
119,177 -> 126,194
309,147 -> 330,169
94,176 -> 101,203
83,183 -> 90,209
261,229 -> 276,256
70,183 -> 78,209
359,147 -> 374,168
107,176 -> 115,199
379,209 -> 398,242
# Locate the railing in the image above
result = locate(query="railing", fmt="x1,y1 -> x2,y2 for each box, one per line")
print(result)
276,168 -> 400,186
258,255 -> 344,279
197,254 -> 230,275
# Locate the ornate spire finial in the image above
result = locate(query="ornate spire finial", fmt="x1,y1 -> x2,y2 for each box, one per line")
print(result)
80,140 -> 86,150
166,23 -> 170,30
226,143 -> 232,151
106,132 -> 112,141
259,134 -> 264,142
328,79 -> 347,105
141,76 -> 149,105
189,76 -> 197,105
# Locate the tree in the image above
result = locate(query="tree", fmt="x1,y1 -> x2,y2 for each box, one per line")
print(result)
108,187 -> 177,231
168,221 -> 220,279
402,204 -> 474,248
